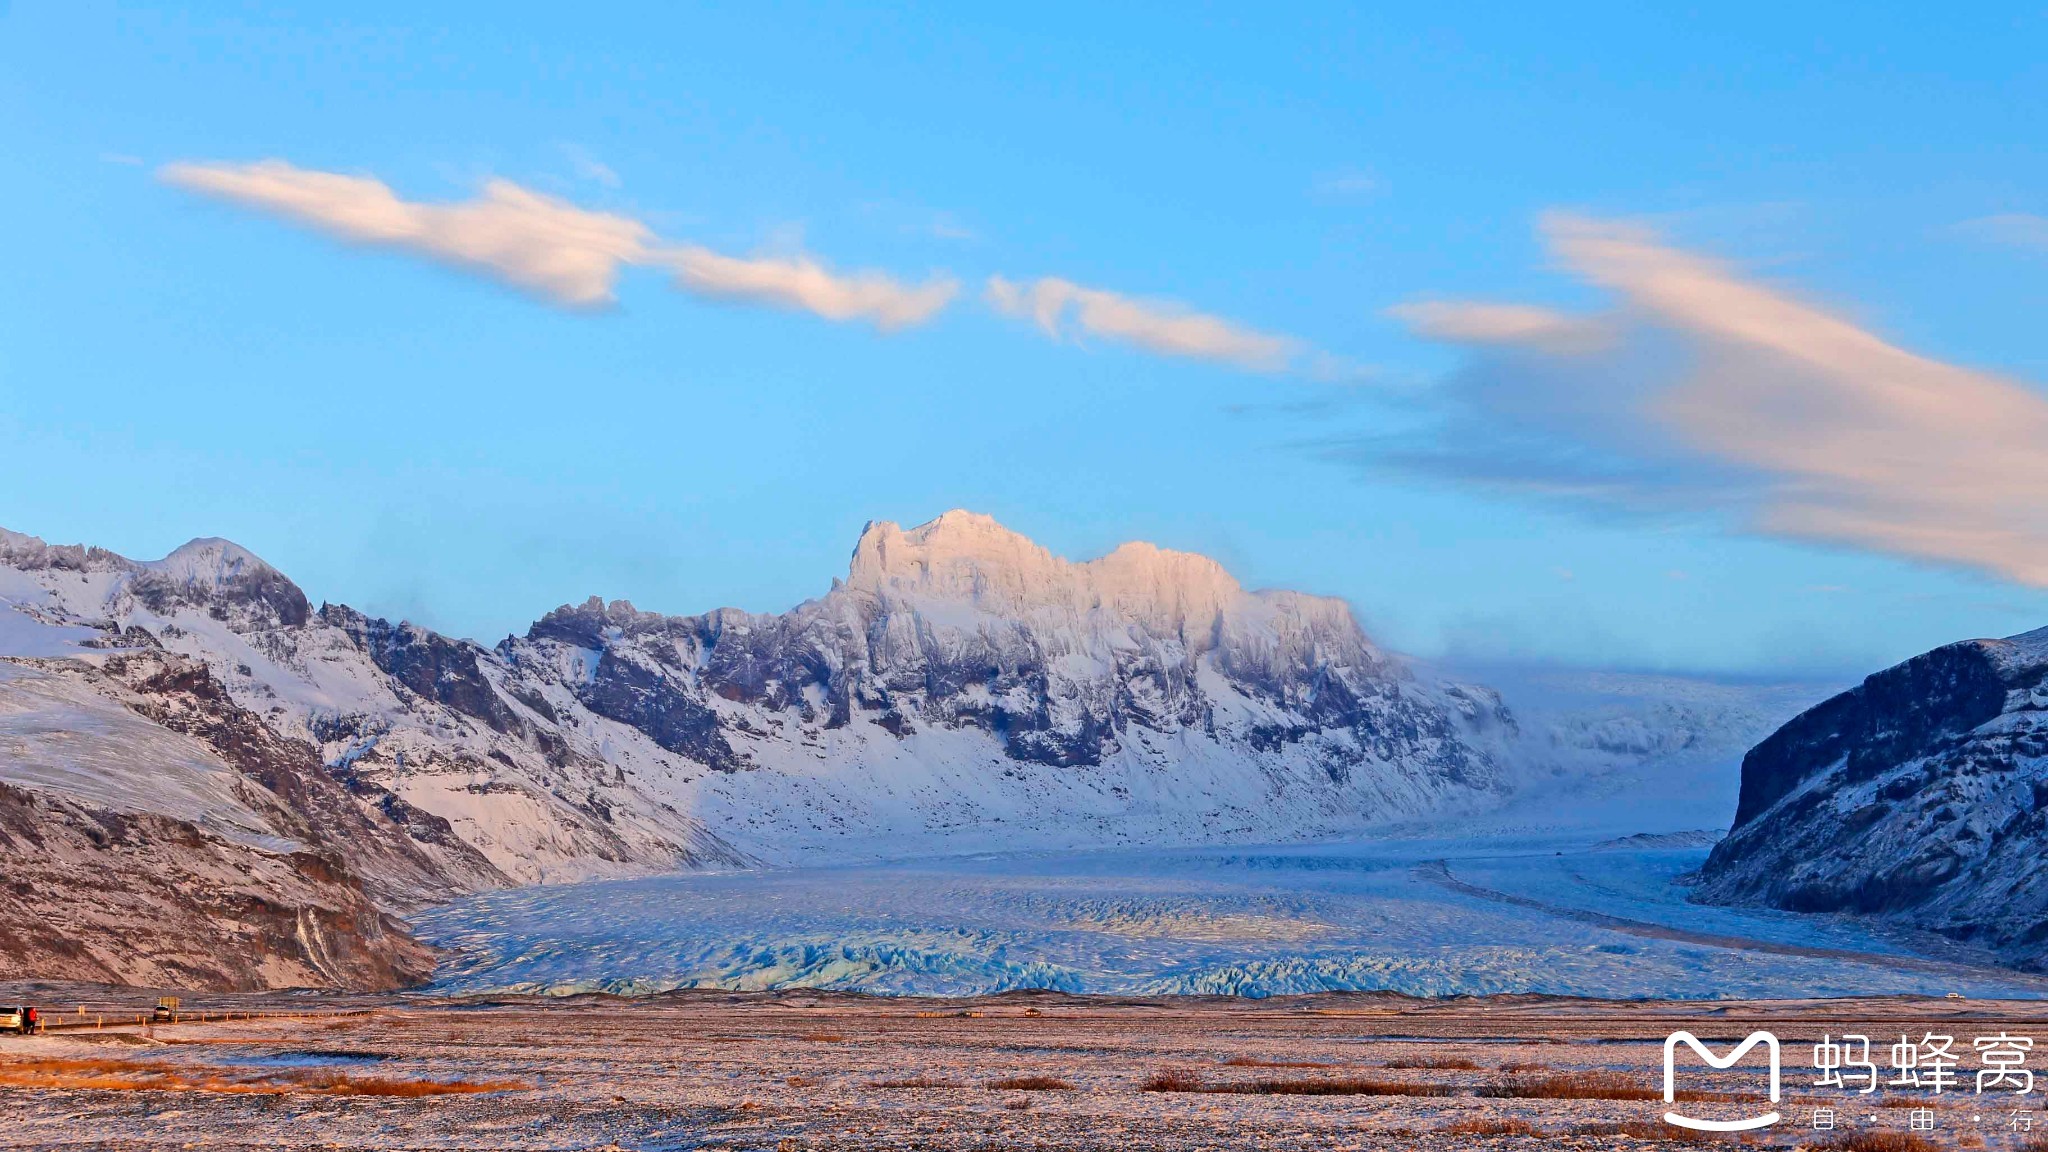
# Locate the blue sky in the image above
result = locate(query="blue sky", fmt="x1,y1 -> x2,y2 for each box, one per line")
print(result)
4,2 -> 2046,677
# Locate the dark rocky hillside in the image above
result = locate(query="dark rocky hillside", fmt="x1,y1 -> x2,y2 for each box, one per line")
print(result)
1695,627 -> 2048,967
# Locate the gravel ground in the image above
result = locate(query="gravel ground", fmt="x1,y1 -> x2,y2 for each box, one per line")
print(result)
4,988 -> 2047,1150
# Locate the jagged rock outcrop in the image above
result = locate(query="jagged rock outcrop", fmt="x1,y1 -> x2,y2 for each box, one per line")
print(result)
322,604 -> 523,736
1695,626 -> 2048,967
513,512 -> 1503,787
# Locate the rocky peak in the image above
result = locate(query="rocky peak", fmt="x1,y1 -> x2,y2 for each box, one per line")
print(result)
525,595 -> 693,649
145,536 -> 276,587
0,528 -> 310,629
133,537 -> 311,629
0,527 -> 129,573
848,511 -> 1067,604
847,510 -> 1248,631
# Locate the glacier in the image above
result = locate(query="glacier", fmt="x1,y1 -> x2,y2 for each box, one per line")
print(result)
414,828 -> 2047,1001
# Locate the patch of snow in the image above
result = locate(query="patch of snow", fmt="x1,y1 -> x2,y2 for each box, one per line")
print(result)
0,661 -> 290,848
0,603 -> 101,657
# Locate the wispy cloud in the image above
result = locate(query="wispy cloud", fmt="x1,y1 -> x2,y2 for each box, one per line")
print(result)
559,144 -> 621,189
160,158 -> 953,328
985,275 -> 1300,372
664,248 -> 956,330
1953,212 -> 2048,253
163,160 -> 651,306
1376,213 -> 2048,586
1387,300 -> 1609,352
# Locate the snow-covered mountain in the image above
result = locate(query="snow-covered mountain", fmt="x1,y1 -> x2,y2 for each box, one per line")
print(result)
0,639 -> 511,989
1447,663 -> 1837,834
1,512 -> 1527,986
1694,626 -> 2048,969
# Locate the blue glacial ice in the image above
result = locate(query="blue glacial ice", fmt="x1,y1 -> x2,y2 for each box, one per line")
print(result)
411,832 -> 2048,1001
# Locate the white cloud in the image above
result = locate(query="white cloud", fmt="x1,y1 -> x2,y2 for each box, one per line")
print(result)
663,247 -> 957,330
1386,213 -> 2048,587
161,158 -> 954,328
985,275 -> 1299,372
162,160 -> 654,306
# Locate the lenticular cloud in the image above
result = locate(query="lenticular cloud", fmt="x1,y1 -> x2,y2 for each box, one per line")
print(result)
1383,213 -> 2048,588
162,159 -> 954,329
986,275 -> 1300,372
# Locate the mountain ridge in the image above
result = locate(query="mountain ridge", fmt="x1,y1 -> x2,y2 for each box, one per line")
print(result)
0,510 -> 1847,990
0,511 -> 1533,988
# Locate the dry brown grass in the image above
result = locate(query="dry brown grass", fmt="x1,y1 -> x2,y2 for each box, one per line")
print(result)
1438,1118 -> 1541,1136
1567,1120 -> 1713,1142
1139,1067 -> 1207,1093
0,1057 -> 525,1097
1814,1133 -> 1941,1152
1480,1068 -> 1760,1103
1482,1057 -> 1769,1106
867,1076 -> 962,1089
0,1057 -> 175,1093
983,1076 -> 1073,1091
799,1032 -> 846,1043
1234,1076 -> 1457,1097
286,1070 -> 526,1097
1221,1056 -> 1336,1069
1385,1055 -> 1481,1070
1139,1066 -> 1452,1098
1480,1069 -> 1661,1100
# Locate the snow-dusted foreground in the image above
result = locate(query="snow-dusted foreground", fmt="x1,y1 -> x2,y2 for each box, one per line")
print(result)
415,832 -> 2048,1001
19,992 -> 2048,1150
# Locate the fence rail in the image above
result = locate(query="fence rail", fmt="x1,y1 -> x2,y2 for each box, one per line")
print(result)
24,1008 -> 375,1034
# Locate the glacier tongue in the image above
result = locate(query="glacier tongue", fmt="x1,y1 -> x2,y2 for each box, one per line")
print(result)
414,837 -> 2048,1000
